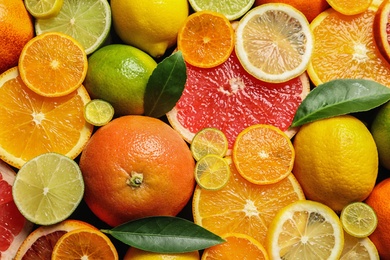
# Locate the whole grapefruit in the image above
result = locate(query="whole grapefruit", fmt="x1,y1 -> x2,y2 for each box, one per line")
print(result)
0,0 -> 34,74
79,115 -> 195,227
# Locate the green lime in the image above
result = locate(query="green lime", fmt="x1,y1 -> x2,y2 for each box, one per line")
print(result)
340,202 -> 378,238
195,154 -> 231,190
83,44 -> 157,116
24,0 -> 63,19
84,99 -> 114,126
188,0 -> 255,20
34,0 -> 111,55
12,153 -> 84,225
371,101 -> 390,170
190,127 -> 228,161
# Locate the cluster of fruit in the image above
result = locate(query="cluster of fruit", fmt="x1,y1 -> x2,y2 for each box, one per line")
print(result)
2,0 -> 390,259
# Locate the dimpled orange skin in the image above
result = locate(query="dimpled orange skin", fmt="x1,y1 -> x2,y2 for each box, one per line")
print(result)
79,115 -> 196,227
0,0 -> 34,74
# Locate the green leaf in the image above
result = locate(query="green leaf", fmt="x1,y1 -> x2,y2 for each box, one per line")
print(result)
144,51 -> 187,118
101,216 -> 225,253
291,79 -> 390,127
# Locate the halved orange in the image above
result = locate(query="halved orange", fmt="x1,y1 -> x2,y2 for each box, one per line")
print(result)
374,0 -> 390,64
232,124 -> 294,185
326,0 -> 373,15
178,10 -> 234,68
18,32 -> 88,97
0,67 -> 92,169
51,228 -> 118,260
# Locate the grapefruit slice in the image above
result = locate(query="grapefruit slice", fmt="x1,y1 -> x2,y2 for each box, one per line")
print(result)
167,51 -> 310,149
0,160 -> 33,259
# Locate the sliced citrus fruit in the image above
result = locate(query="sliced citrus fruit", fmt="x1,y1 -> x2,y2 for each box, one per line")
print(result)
340,202 -> 378,238
14,219 -> 97,260
340,231 -> 380,259
178,10 -> 234,68
235,4 -> 313,83
24,0 -> 64,19
192,157 -> 305,244
232,124 -> 294,185
326,0 -> 373,15
190,127 -> 228,161
51,228 -> 119,260
201,233 -> 269,260
35,0 -> 111,55
0,67 -> 92,169
374,0 -> 390,64
266,200 -> 345,259
167,51 -> 310,150
195,154 -> 231,190
308,7 -> 390,86
84,99 -> 115,126
0,160 -> 33,259
12,153 -> 85,225
19,32 -> 88,97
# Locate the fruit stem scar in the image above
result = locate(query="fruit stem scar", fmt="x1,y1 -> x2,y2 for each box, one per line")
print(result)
127,172 -> 144,187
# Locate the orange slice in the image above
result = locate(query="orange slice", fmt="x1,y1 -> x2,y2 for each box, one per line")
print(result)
201,233 -> 269,260
235,4 -> 313,83
18,32 -> 88,97
232,124 -> 294,185
374,0 -> 390,64
326,0 -> 373,15
308,7 -> 390,86
192,157 -> 305,245
0,67 -> 92,169
51,228 -> 119,260
178,11 -> 234,68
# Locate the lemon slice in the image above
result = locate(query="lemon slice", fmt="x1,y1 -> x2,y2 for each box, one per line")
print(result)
340,232 -> 380,259
195,154 -> 231,190
340,202 -> 378,238
35,0 -> 111,55
235,3 -> 313,83
12,153 -> 84,225
84,99 -> 114,126
190,127 -> 228,161
266,200 -> 344,259
24,0 -> 64,19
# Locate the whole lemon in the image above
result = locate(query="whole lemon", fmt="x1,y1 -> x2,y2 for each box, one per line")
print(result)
124,247 -> 200,260
371,101 -> 390,170
292,115 -> 378,212
83,44 -> 157,116
111,0 -> 189,58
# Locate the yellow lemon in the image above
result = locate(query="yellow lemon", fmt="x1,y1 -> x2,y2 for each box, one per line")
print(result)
292,115 -> 378,212
111,0 -> 189,58
123,247 -> 200,260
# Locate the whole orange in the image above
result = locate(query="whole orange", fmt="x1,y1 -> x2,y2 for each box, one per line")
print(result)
79,115 -> 195,227
365,178 -> 390,260
0,0 -> 34,74
254,0 -> 330,22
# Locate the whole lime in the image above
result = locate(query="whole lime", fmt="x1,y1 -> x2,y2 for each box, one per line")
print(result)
371,101 -> 390,170
83,44 -> 157,116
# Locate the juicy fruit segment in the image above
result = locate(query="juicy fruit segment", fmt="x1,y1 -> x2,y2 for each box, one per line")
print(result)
340,202 -> 378,238
308,7 -> 390,86
24,0 -> 64,19
192,157 -> 305,244
84,99 -> 115,126
18,32 -> 88,97
189,0 -> 255,21
235,4 -> 313,83
326,0 -> 373,15
195,154 -> 231,190
12,153 -> 85,225
340,232 -> 379,260
124,247 -> 200,260
35,0 -> 112,55
167,51 -> 310,150
201,233 -> 269,260
190,127 -> 228,161
374,0 -> 390,64
178,11 -> 234,68
0,67 -> 92,169
51,228 -> 118,260
266,200 -> 344,259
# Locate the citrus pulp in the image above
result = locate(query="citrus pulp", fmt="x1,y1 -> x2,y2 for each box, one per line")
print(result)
374,0 -> 390,64
24,0 -> 63,19
340,232 -> 379,260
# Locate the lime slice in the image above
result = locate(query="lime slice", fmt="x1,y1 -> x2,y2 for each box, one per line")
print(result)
12,153 -> 84,225
84,99 -> 114,126
24,0 -> 64,19
195,154 -> 231,190
191,127 -> 228,161
340,202 -> 378,238
34,0 -> 111,55
188,0 -> 255,20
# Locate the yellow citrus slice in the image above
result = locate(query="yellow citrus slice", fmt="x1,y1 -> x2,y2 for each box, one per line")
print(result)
84,99 -> 115,126
266,200 -> 345,259
235,3 -> 313,83
194,154 -> 231,191
24,0 -> 63,19
19,32 -> 88,97
326,0 -> 373,15
340,202 -> 378,238
190,127 -> 228,161
340,232 -> 380,259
